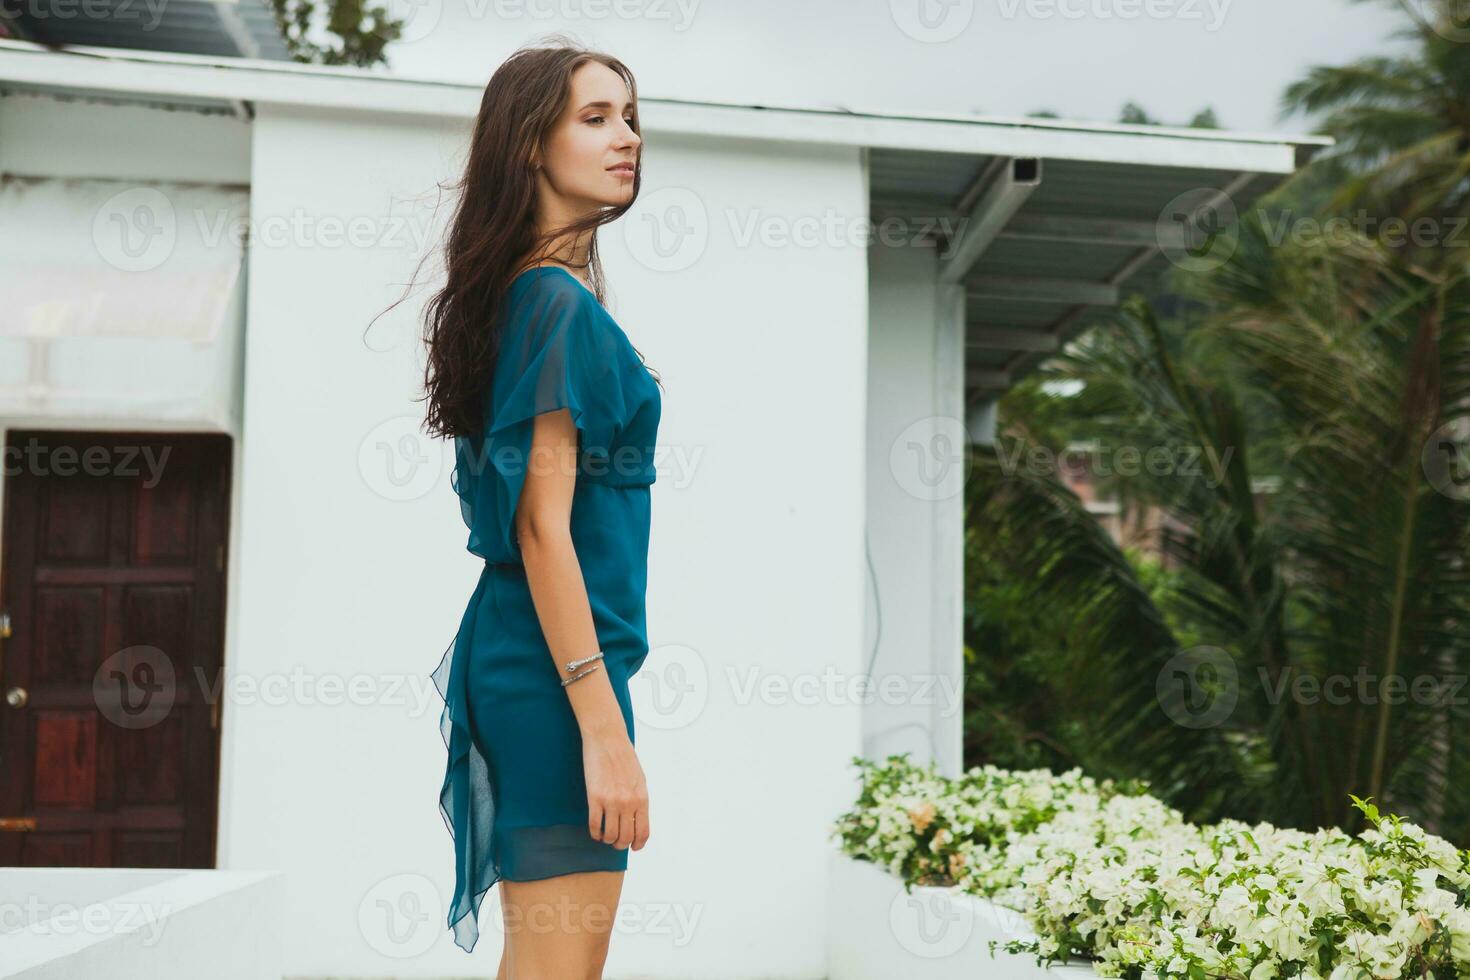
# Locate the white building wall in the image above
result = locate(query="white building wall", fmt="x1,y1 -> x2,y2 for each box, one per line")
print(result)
863,242 -> 966,778
229,104 -> 870,978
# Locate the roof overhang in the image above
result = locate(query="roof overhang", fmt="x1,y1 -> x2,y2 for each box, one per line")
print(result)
869,149 -> 1322,399
0,40 -> 1332,402
0,40 -> 1327,165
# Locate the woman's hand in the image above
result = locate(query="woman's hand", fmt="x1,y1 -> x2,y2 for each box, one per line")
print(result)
582,726 -> 650,851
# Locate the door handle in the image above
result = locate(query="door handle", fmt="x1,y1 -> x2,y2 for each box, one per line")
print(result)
0,817 -> 35,832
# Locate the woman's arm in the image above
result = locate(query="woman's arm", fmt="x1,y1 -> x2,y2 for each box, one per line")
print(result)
514,406 -> 651,852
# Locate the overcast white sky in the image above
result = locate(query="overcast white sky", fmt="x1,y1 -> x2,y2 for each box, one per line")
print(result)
376,0 -> 1407,136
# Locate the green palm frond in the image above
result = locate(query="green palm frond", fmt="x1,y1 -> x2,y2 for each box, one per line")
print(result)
966,437 -> 1246,823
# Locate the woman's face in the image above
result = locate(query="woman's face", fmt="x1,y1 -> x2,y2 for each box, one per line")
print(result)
537,61 -> 640,213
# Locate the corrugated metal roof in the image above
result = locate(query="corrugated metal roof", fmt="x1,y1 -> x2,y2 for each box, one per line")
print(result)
1,0 -> 289,61
870,149 -> 1319,398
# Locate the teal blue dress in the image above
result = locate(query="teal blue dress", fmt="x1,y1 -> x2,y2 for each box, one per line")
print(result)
430,265 -> 661,954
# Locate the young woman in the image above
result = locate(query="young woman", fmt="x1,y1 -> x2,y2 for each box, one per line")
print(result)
419,39 -> 664,980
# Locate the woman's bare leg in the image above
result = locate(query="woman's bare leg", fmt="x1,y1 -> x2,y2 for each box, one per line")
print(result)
499,870 -> 626,980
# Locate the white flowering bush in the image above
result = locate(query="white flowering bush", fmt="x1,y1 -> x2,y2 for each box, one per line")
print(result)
830,754 -> 1470,980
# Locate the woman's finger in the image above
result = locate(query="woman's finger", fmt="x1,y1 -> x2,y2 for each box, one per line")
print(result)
615,806 -> 635,849
632,805 -> 650,850
588,798 -> 605,842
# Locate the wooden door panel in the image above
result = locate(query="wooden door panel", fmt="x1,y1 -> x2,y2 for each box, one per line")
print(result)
0,430 -> 231,869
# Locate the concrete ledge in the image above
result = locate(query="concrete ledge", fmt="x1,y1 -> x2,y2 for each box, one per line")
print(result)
826,850 -> 1096,980
0,867 -> 284,980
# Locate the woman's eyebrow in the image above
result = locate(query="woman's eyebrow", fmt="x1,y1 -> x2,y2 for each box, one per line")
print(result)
577,100 -> 633,112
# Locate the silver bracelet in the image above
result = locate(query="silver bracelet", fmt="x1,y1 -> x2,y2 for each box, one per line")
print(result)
561,663 -> 603,687
564,651 -> 604,673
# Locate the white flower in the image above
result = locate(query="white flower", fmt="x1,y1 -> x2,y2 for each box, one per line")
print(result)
1444,906 -> 1470,965
835,757 -> 1470,980
1249,959 -> 1278,980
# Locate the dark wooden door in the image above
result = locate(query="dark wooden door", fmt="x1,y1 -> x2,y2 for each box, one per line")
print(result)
0,430 -> 232,868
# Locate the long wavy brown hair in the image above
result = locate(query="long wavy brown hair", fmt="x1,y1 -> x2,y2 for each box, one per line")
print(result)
415,36 -> 662,442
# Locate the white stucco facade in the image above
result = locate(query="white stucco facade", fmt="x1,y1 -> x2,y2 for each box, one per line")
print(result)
231,104 -> 869,978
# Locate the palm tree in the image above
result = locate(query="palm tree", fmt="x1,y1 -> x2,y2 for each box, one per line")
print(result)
968,207 -> 1469,837
1281,0 -> 1470,277
1279,0 -> 1470,833
965,0 -> 1470,832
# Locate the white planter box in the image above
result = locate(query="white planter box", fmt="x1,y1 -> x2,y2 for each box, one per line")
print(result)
0,867 -> 283,980
826,850 -> 1096,980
